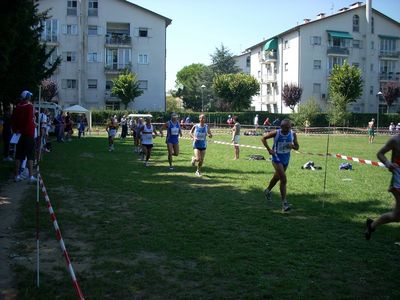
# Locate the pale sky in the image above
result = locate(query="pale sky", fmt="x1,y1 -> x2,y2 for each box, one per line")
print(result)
129,0 -> 400,91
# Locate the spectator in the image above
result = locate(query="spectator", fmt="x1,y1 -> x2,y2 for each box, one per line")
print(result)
389,122 -> 395,135
64,112 -> 73,141
272,118 -> 280,127
120,114 -> 128,140
396,123 -> 400,132
254,114 -> 259,130
78,114 -> 87,138
11,90 -> 37,183
227,115 -> 234,127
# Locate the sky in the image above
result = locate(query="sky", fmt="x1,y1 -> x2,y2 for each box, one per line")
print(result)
129,0 -> 400,91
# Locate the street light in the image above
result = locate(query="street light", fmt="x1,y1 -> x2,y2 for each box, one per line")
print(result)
376,91 -> 383,132
201,84 -> 206,112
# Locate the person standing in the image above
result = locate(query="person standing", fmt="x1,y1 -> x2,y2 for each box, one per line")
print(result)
254,114 -> 259,130
160,112 -> 182,170
231,116 -> 241,160
365,134 -> 400,240
261,119 -> 299,212
190,114 -> 212,176
120,114 -> 128,140
106,116 -> 118,151
140,117 -> 159,166
11,91 -> 37,183
367,118 -> 375,144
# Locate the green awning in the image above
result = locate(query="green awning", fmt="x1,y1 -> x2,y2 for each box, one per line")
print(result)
263,38 -> 277,51
327,30 -> 353,39
378,35 -> 399,40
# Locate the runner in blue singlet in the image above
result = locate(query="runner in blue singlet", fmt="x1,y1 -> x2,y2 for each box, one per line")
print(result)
190,114 -> 212,177
261,119 -> 299,212
160,112 -> 182,170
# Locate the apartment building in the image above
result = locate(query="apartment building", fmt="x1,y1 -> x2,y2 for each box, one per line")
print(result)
38,0 -> 171,111
240,1 -> 399,113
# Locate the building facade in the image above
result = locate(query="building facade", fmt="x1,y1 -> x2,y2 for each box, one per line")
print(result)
38,0 -> 171,111
241,1 -> 400,113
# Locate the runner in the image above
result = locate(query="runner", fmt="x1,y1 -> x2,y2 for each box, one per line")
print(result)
140,117 -> 159,166
261,119 -> 299,212
134,118 -> 143,154
231,116 -> 241,160
190,114 -> 212,177
365,134 -> 400,240
367,118 -> 375,144
160,112 -> 182,170
106,116 -> 118,151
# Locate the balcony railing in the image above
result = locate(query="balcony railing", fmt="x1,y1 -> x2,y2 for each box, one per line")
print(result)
41,35 -> 58,43
105,91 -> 118,99
105,34 -> 131,46
67,8 -> 77,16
88,8 -> 98,16
104,63 -> 131,73
379,51 -> 400,58
327,47 -> 349,55
379,72 -> 400,81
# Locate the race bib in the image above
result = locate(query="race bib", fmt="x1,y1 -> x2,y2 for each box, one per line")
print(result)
196,132 -> 206,140
277,142 -> 291,154
170,127 -> 179,135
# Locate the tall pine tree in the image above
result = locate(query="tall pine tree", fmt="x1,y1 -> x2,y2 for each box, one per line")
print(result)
0,0 -> 60,107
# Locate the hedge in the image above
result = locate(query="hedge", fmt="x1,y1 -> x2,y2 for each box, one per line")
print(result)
90,109 -> 399,128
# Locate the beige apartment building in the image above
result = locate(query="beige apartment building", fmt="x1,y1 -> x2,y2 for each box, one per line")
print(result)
38,0 -> 171,111
237,1 -> 400,114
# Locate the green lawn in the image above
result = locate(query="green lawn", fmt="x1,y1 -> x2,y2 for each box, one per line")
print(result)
8,131 -> 400,299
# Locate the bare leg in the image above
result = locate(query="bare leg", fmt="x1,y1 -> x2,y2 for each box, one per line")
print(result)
234,145 -> 239,159
28,160 -> 34,177
197,150 -> 206,172
371,189 -> 400,230
167,144 -> 173,167
269,162 -> 287,203
14,159 -> 21,177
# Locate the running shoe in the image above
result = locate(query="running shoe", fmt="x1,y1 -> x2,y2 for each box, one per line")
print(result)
365,218 -> 375,240
3,157 -> 13,162
29,176 -> 37,183
169,166 -> 174,170
14,175 -> 24,182
144,161 -> 149,167
264,189 -> 272,201
195,170 -> 201,177
282,201 -> 291,212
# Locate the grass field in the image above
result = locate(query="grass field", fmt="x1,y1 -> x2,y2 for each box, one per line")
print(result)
5,131 -> 400,299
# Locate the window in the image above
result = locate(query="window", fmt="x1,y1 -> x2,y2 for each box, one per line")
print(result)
88,25 -> 99,35
138,80 -> 148,90
46,48 -> 59,67
370,63 -> 374,71
138,54 -> 149,64
105,48 -> 131,69
88,0 -> 98,16
246,56 -> 250,68
105,81 -> 113,90
284,63 -> 288,71
371,41 -> 374,49
370,86 -> 374,95
353,15 -> 359,32
67,0 -> 77,16
380,60 -> 396,78
87,52 -> 98,62
63,51 -> 76,62
371,17 -> 374,34
328,56 -> 345,71
63,24 -> 78,35
380,39 -> 397,54
352,40 -> 361,48
139,28 -> 148,37
311,36 -> 321,45
41,19 -> 58,42
62,79 -> 77,89
313,60 -> 321,69
284,40 -> 289,49
352,63 -> 360,68
88,79 -> 97,89
313,83 -> 321,94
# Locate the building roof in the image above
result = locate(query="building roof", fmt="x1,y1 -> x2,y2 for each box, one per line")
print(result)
245,3 -> 399,51
120,0 -> 172,26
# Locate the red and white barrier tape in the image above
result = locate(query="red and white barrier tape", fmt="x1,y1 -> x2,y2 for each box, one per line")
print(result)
38,174 -> 85,300
182,137 -> 385,168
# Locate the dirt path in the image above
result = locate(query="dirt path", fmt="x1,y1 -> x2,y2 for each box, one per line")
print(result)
0,180 -> 30,300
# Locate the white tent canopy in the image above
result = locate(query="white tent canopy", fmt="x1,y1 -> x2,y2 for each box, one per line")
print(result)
63,105 -> 92,130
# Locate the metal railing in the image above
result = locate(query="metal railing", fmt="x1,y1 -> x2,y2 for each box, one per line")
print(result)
105,34 -> 131,46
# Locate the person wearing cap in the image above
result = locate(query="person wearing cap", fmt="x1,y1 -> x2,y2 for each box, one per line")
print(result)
11,90 -> 37,183
367,118 -> 375,144
160,112 -> 182,170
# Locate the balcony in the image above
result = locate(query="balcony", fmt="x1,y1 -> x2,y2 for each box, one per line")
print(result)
104,63 -> 131,74
105,34 -> 131,47
105,91 -> 118,99
88,8 -> 98,17
379,72 -> 400,82
67,8 -> 77,16
379,51 -> 400,59
40,35 -> 58,46
261,73 -> 277,83
327,46 -> 349,56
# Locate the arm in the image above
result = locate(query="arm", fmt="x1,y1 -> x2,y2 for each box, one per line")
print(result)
159,122 -> 168,137
291,132 -> 299,150
261,131 -> 277,155
207,126 -> 212,138
189,125 -> 196,140
377,138 -> 395,171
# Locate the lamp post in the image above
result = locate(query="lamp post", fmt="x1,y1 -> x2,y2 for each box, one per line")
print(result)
376,91 -> 383,133
201,84 -> 206,112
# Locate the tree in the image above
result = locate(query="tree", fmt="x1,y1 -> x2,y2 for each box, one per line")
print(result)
281,83 -> 303,112
111,71 -> 143,109
174,64 -> 213,111
327,61 -> 363,125
0,0 -> 60,106
41,78 -> 58,102
213,73 -> 259,111
210,44 -> 240,75
166,95 -> 182,113
292,97 -> 321,126
382,82 -> 400,113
